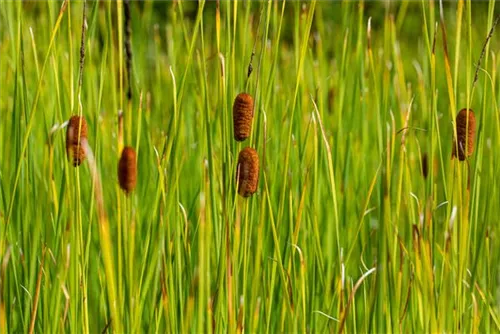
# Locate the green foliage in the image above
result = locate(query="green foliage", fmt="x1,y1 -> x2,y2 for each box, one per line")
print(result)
0,0 -> 499,332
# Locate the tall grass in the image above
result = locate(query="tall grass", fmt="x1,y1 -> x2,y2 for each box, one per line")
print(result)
1,1 -> 500,333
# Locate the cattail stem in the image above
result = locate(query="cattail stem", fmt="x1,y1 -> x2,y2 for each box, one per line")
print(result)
77,0 -> 86,97
245,4 -> 265,92
118,111 -> 124,154
124,0 -> 133,101
84,142 -> 123,333
473,15 -> 500,87
28,246 -> 46,334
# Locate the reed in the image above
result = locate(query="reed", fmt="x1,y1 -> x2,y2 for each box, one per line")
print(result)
2,1 -> 500,333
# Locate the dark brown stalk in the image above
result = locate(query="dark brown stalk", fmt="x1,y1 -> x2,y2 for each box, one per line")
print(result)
422,153 -> 429,179
78,0 -> 87,93
473,15 -> 500,87
124,0 -> 133,101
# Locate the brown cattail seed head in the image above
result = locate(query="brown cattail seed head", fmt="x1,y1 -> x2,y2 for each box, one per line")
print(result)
233,92 -> 254,141
66,115 -> 88,166
118,146 -> 137,194
237,147 -> 259,197
452,108 -> 476,161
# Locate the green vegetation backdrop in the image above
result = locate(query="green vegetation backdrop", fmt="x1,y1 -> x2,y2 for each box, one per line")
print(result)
0,0 -> 500,332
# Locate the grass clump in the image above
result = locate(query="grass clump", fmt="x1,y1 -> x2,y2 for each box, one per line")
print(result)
1,1 -> 500,333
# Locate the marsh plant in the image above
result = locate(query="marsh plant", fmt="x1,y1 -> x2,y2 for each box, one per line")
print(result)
0,1 -> 500,333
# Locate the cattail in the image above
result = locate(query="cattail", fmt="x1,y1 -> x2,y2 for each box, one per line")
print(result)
118,146 -> 137,194
233,92 -> 254,141
421,153 -> 428,179
452,108 -> 476,161
66,115 -> 88,166
236,147 -> 259,197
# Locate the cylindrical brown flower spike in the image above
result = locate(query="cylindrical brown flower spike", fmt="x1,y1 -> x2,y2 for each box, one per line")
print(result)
66,115 -> 88,166
118,146 -> 137,194
233,92 -> 254,141
236,147 -> 259,197
452,108 -> 476,161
